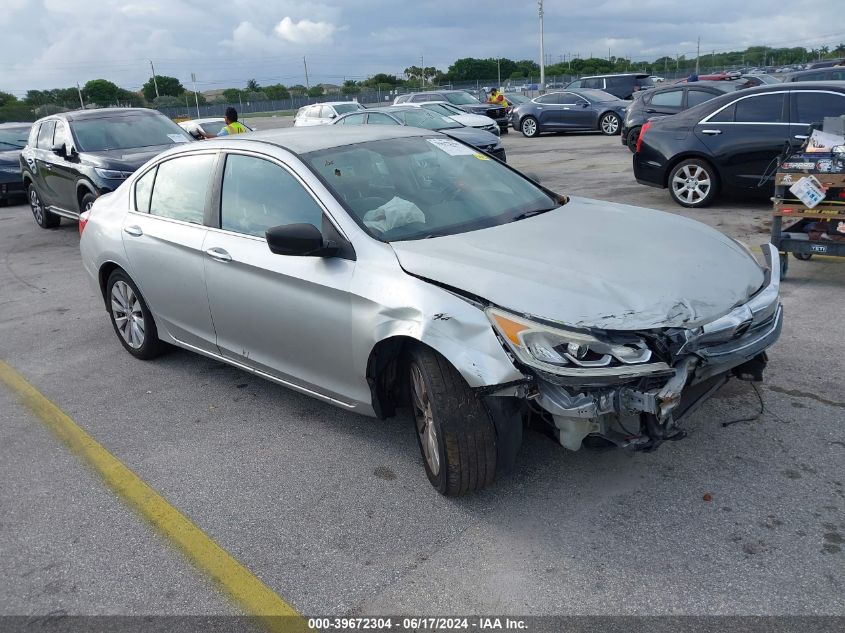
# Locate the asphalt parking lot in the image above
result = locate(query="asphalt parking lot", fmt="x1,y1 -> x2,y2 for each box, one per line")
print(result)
1,130 -> 844,622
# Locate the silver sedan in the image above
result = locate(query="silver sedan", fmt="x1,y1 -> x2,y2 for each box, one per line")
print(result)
79,126 -> 782,496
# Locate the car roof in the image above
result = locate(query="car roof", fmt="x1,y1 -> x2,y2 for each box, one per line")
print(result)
34,107 -> 165,124
576,73 -> 649,79
785,67 -> 844,79
199,125 -> 433,155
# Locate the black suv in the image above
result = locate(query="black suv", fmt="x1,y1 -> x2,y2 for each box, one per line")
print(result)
20,108 -> 193,228
783,66 -> 845,82
0,122 -> 31,205
394,90 -> 509,132
565,73 -> 654,100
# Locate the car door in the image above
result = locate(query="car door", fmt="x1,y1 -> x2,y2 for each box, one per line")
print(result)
788,89 -> 845,149
531,93 -> 565,129
202,151 -> 356,403
43,121 -> 79,211
121,152 -> 219,352
645,88 -> 684,117
32,120 -> 57,205
556,92 -> 594,129
695,92 -> 789,190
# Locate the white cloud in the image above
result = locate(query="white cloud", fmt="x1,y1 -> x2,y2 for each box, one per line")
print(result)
274,16 -> 339,44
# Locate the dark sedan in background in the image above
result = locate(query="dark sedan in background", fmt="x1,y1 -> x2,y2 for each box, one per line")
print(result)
510,90 -> 629,138
332,106 -> 506,161
0,122 -> 31,205
621,82 -> 742,151
633,82 -> 845,207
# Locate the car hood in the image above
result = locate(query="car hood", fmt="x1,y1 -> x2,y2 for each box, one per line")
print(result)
390,197 -> 765,331
441,127 -> 500,148
79,144 -> 187,172
0,148 -> 22,164
451,113 -> 495,127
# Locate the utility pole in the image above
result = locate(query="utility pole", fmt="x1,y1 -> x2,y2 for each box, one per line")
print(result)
695,36 -> 700,74
421,54 -> 425,86
497,58 -> 501,89
538,0 -> 545,90
148,59 -> 159,98
76,82 -> 84,109
303,56 -> 310,89
191,73 -> 200,119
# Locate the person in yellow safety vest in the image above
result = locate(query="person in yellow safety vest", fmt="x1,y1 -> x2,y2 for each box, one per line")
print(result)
200,107 -> 248,138
487,88 -> 509,108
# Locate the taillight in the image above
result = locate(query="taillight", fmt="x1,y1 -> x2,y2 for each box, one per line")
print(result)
79,210 -> 91,235
636,121 -> 652,154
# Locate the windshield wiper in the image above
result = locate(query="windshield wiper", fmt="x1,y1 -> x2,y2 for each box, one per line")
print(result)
510,207 -> 556,222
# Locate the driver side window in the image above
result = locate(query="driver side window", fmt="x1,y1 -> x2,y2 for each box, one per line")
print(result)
221,154 -> 324,238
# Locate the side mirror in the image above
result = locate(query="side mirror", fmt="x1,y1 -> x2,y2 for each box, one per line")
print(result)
328,113 -> 337,119
51,143 -> 67,157
265,223 -> 337,257
580,102 -> 589,108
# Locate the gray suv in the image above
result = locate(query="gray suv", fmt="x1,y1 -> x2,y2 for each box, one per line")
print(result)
565,73 -> 654,100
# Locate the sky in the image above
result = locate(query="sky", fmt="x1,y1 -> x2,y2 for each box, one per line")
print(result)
2,0 -> 843,96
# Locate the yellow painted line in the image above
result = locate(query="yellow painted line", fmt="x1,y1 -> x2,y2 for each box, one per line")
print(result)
0,359 -> 307,633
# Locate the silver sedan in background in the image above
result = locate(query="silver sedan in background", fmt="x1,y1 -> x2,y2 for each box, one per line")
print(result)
79,126 -> 782,496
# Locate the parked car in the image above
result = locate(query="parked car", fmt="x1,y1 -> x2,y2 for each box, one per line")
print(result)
782,67 -> 845,82
393,90 -> 509,132
293,102 -> 366,126
504,93 -> 530,106
410,102 -> 500,135
332,106 -> 505,161
807,59 -> 844,69
510,89 -> 629,138
20,108 -> 194,228
0,122 -> 31,205
633,82 -> 845,207
621,82 -> 742,151
79,126 -> 782,495
178,117 -> 254,139
565,73 -> 654,100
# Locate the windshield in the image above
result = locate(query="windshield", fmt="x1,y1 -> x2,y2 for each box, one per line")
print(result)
392,109 -> 462,130
304,137 -> 559,242
422,103 -> 458,117
579,89 -> 619,103
444,92 -> 481,106
505,94 -> 528,104
0,126 -> 30,149
72,114 -> 192,152
334,103 -> 363,114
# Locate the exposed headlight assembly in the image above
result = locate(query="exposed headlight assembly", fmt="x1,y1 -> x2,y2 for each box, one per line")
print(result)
487,307 -> 670,378
94,168 -> 133,179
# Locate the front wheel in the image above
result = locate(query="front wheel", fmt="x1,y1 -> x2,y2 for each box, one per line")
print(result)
29,184 -> 60,228
408,346 -> 497,496
599,112 -> 621,135
668,159 -> 719,208
520,116 -> 539,138
106,270 -> 166,360
80,191 -> 97,213
793,252 -> 812,261
626,126 -> 641,152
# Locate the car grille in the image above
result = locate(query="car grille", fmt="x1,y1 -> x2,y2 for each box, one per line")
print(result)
486,108 -> 506,119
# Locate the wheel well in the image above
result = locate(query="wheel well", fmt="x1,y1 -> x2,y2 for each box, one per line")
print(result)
22,174 -> 33,189
662,154 -> 721,189
76,183 -> 96,213
98,262 -> 122,305
366,336 -> 423,419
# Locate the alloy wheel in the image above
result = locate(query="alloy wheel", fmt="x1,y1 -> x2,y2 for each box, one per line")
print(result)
672,164 -> 712,205
601,114 -> 619,135
30,189 -> 43,224
521,118 -> 537,137
111,280 -> 145,349
410,363 -> 440,476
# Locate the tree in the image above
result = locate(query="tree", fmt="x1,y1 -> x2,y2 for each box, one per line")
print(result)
0,91 -> 17,107
262,84 -> 290,100
307,86 -> 324,97
341,80 -> 359,95
246,78 -> 260,92
142,75 -> 185,101
223,88 -> 242,103
288,84 -> 307,96
83,79 -> 122,105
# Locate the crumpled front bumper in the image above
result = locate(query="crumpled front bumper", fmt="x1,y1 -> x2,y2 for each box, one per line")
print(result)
527,243 -> 783,451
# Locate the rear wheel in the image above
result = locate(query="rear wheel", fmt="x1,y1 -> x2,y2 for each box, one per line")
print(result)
80,192 -> 97,213
599,112 -> 621,135
407,346 -> 497,496
793,252 -> 813,261
668,159 -> 719,208
29,184 -> 60,228
106,269 -> 166,360
626,126 -> 641,152
520,116 -> 539,138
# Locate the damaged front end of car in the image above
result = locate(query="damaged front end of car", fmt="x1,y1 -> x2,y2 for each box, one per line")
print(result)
483,243 -> 783,454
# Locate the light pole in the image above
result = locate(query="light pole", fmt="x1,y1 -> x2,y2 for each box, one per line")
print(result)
148,59 -> 159,99
538,0 -> 545,90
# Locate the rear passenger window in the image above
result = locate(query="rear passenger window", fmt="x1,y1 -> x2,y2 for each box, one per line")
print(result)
734,94 -> 785,123
134,167 -> 156,213
149,154 -> 215,223
793,91 -> 845,124
686,90 -> 715,108
567,80 -> 582,89
37,121 -> 56,149
582,78 -> 602,89
649,90 -> 683,107
709,103 -> 735,122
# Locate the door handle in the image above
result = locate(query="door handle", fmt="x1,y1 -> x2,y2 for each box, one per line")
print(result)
794,134 -> 808,140
205,247 -> 232,263
123,225 -> 143,237
701,129 -> 722,135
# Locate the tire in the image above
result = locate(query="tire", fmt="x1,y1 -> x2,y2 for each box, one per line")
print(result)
520,116 -> 539,138
668,158 -> 719,208
779,253 -> 789,279
500,126 -> 509,134
80,191 -> 97,213
106,269 -> 166,360
28,184 -> 60,228
407,346 -> 497,496
792,252 -> 812,261
599,112 -> 621,135
626,126 -> 641,153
